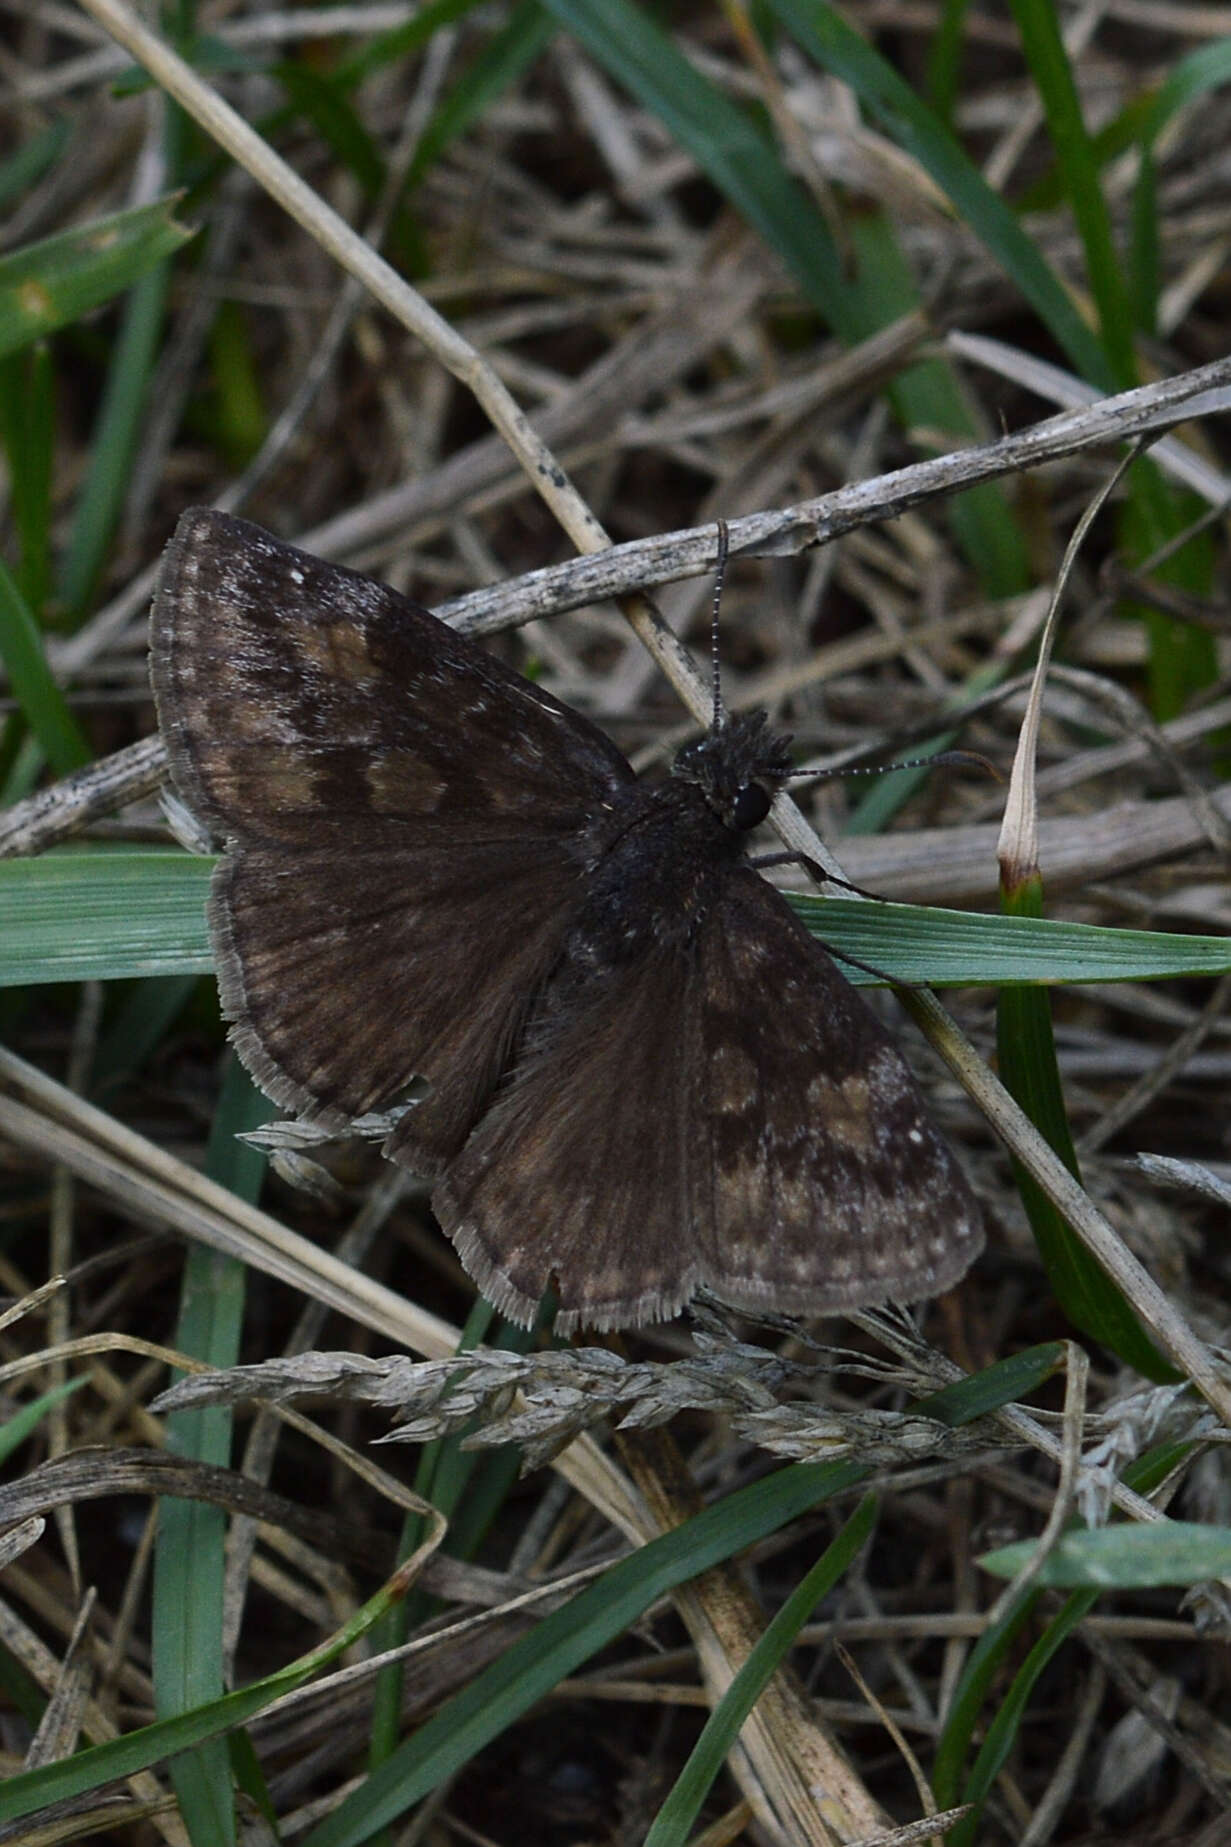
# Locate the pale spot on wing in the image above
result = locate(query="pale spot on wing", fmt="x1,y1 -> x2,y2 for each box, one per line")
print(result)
868,1045 -> 911,1104
262,755 -> 322,809
709,1042 -> 759,1114
366,748 -> 448,812
226,696 -> 282,745
774,1168 -> 815,1237
298,620 -> 379,686
195,742 -> 319,808
805,1071 -> 874,1152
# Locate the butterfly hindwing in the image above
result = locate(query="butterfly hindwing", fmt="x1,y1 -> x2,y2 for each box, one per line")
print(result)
692,870 -> 984,1314
431,937 -> 700,1332
212,838 -> 583,1140
432,867 -> 982,1329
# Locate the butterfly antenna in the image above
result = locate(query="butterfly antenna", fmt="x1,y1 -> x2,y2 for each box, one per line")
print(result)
785,748 -> 1000,783
711,519 -> 730,732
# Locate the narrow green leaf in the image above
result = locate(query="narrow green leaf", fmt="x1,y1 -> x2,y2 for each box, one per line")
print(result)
0,1340 -> 1048,1831
405,0 -> 555,187
0,120 -> 72,212
0,852 -> 215,987
0,1548 -> 431,1823
1130,140 -> 1158,337
1139,37 -> 1231,143
0,558 -> 92,774
304,1340 -> 1054,1847
538,0 -> 852,323
302,1460 -> 869,1847
0,1459 -> 863,1829
91,976 -> 204,1094
338,0 -> 491,86
915,1343 -> 1065,1428
153,1060 -> 270,1847
0,198 -> 191,363
0,343 -> 55,612
946,1588 -> 1099,1847
205,299 -> 267,467
370,1295 -> 506,1764
844,215 -> 1028,601
935,1438 -> 1191,1835
274,63 -> 385,197
766,0 -> 1114,386
58,259 -> 172,615
644,1497 -> 878,1847
1007,0 -> 1134,380
5,851 -> 1231,992
0,1377 -> 89,1466
925,0 -> 970,125
981,1521 -> 1231,1589
998,881 -> 1174,1380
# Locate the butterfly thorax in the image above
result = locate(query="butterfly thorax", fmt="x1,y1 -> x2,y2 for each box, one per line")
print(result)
562,711 -> 793,975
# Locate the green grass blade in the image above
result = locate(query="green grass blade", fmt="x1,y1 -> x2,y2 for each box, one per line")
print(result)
301,1459 -> 869,1847
0,198 -> 191,363
0,1546 -> 433,1823
537,0 -> 852,321
925,0 -> 971,125
405,0 -> 556,188
0,344 -> 55,612
273,62 -> 384,198
644,1496 -> 879,1847
338,0 -> 494,87
91,976 -> 204,1094
1006,0 -> 1134,380
0,1376 -> 89,1467
766,0 -> 1114,385
205,300 -> 267,468
0,555 -> 92,775
5,851 -> 1231,990
934,1445 -> 1189,1830
302,1346 -> 1056,1847
0,1336 -> 1047,1829
0,120 -> 72,211
153,1060 -> 269,1846
915,1343 -> 1065,1426
946,1586 -> 1099,1847
795,897 -> 1231,988
844,215 -> 1029,599
57,259 -> 173,616
997,880 -> 1174,1380
370,1296 -> 505,1764
0,852 -> 216,986
981,1521 -> 1231,1589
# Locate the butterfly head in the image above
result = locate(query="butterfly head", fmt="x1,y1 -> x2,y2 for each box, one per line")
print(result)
671,710 -> 793,835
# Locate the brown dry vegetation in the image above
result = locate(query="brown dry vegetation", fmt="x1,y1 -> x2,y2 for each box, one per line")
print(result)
3,2 -> 1231,1844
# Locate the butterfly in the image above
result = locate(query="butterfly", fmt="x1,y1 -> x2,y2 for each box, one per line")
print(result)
150,509 -> 982,1332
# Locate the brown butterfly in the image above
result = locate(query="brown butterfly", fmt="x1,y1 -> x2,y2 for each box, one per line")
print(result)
151,510 -> 982,1332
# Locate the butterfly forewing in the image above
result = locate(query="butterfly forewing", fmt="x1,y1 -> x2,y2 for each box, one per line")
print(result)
151,510 -> 645,1132
151,509 -> 638,848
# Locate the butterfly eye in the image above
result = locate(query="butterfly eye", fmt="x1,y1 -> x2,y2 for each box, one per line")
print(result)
731,781 -> 771,831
